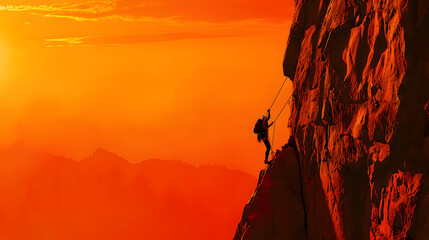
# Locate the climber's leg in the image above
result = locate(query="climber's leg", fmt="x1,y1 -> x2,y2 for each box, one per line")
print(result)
263,138 -> 271,162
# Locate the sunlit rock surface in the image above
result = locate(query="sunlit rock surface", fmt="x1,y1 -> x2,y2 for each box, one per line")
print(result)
236,0 -> 429,239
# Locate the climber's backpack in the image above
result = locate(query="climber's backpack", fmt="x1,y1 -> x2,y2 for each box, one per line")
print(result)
253,119 -> 263,134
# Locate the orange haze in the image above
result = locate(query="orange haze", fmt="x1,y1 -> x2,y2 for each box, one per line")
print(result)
0,0 -> 294,176
0,0 -> 294,238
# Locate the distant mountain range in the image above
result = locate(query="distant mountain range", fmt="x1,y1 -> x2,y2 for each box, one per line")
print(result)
0,146 -> 256,240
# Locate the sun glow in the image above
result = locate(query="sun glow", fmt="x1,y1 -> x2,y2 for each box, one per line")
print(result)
0,39 -> 8,83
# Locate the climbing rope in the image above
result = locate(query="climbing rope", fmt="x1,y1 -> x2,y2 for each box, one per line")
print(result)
268,77 -> 288,110
262,76 -> 293,157
270,122 -> 276,154
270,92 -> 294,154
273,92 -> 293,123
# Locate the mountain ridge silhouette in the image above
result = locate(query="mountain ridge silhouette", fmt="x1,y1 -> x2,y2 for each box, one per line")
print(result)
0,145 -> 256,240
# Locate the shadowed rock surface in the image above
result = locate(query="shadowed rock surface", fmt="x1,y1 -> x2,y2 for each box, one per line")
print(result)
235,0 -> 429,239
234,141 -> 306,240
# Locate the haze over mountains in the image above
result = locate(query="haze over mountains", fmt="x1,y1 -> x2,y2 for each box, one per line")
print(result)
0,145 -> 256,240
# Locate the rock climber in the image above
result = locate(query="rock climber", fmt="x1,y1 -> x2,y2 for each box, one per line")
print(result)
254,109 -> 274,164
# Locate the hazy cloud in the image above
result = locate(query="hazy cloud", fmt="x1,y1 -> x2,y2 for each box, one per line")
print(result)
0,0 -> 294,22
43,32 -> 235,47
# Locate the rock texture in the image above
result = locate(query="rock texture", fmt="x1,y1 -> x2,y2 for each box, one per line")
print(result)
236,0 -> 429,239
234,140 -> 306,240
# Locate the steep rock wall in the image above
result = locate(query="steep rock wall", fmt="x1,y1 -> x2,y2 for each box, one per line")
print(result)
234,141 -> 307,240
236,0 -> 429,239
285,0 -> 429,239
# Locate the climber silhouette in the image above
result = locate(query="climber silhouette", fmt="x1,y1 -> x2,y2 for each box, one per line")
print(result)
257,110 -> 274,164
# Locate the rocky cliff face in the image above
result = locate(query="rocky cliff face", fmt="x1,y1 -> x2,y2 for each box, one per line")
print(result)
234,140 -> 306,239
235,0 -> 429,239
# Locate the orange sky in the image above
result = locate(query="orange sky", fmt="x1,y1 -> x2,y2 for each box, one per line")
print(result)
0,0 -> 294,176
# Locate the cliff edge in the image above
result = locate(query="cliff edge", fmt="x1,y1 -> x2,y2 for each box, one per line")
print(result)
235,0 -> 429,239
